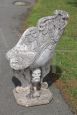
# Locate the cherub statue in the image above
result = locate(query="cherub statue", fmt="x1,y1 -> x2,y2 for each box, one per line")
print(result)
6,10 -> 69,106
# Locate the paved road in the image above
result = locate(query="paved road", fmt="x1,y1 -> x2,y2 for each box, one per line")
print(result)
0,0 -> 74,115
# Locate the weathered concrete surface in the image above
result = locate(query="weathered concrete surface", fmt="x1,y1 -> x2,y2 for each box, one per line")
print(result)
13,87 -> 52,107
0,0 -> 74,115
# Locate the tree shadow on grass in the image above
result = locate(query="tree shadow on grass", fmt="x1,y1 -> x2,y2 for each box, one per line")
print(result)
43,65 -> 62,87
67,0 -> 77,7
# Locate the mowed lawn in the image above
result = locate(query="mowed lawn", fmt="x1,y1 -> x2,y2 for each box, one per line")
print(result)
22,0 -> 77,113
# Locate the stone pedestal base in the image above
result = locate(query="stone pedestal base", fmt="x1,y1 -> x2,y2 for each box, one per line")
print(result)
13,86 -> 53,107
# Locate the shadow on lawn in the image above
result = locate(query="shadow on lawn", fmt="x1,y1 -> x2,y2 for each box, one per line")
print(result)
43,66 -> 62,87
67,0 -> 77,7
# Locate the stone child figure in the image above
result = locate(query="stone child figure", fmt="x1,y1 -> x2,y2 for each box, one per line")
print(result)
6,10 -> 69,106
30,68 -> 41,98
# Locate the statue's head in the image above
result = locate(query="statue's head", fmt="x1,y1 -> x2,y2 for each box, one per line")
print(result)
37,10 -> 69,33
31,68 -> 41,82
32,68 -> 41,77
54,10 -> 69,21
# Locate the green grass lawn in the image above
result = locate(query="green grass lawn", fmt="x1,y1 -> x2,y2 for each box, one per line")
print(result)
22,0 -> 77,112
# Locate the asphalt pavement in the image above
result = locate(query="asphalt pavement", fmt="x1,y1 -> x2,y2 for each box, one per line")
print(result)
0,0 -> 74,115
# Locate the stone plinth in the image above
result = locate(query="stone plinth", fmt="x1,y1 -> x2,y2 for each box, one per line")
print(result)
13,86 -> 53,107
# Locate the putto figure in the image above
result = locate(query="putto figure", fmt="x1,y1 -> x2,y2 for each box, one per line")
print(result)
6,10 -> 69,107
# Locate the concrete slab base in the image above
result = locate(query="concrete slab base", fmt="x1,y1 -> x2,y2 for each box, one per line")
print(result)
13,86 -> 53,107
